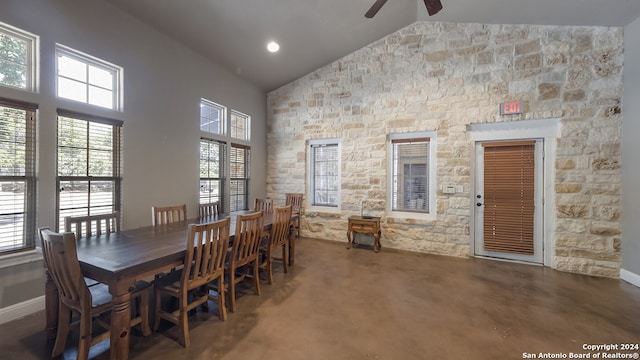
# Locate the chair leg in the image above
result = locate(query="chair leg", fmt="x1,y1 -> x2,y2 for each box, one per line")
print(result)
138,292 -> 151,336
153,290 -> 163,331
229,271 -> 236,313
282,244 -> 289,274
52,304 -> 71,357
217,277 -> 227,321
253,260 -> 262,296
77,308 -> 92,360
178,307 -> 189,348
267,257 -> 274,285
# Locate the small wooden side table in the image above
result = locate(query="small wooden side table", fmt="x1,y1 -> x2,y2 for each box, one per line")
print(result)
347,215 -> 382,252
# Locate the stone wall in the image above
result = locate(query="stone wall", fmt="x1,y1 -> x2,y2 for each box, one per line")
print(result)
266,22 -> 623,277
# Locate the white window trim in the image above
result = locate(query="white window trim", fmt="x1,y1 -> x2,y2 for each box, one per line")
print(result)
55,44 -> 123,111
307,138 -> 341,214
387,131 -> 437,221
200,98 -> 227,136
230,109 -> 251,142
0,22 -> 39,92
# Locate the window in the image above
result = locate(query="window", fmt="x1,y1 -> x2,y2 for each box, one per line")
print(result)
0,22 -> 37,91
229,144 -> 250,212
56,110 -> 122,230
0,99 -> 36,254
390,132 -> 435,214
200,99 -> 225,135
230,110 -> 250,141
56,45 -> 121,110
200,138 -> 225,208
309,139 -> 340,207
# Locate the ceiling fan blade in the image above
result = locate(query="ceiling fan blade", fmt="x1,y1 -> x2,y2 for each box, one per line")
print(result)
365,0 -> 389,18
424,0 -> 443,16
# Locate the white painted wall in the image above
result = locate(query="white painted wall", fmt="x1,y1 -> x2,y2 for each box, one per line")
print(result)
0,0 -> 267,312
622,17 -> 640,285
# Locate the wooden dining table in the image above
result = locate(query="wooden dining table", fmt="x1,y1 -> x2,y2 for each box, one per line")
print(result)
43,210 -> 297,360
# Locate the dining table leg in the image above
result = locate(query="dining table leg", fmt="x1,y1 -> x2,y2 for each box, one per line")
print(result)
109,280 -> 134,360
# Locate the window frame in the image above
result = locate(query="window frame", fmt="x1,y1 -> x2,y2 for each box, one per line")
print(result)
0,22 -> 38,92
200,99 -> 226,135
0,98 -> 37,255
228,143 -> 250,212
55,109 -> 122,231
307,138 -> 341,213
55,44 -> 122,111
199,137 -> 225,210
388,131 -> 436,219
230,109 -> 250,141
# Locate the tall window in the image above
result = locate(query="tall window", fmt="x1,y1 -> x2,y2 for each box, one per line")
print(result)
390,132 -> 434,213
200,99 -> 225,135
0,22 -> 38,91
200,138 -> 225,207
56,45 -> 121,110
229,144 -> 250,211
309,139 -> 340,207
0,99 -> 36,254
56,110 -> 122,230
230,110 -> 250,141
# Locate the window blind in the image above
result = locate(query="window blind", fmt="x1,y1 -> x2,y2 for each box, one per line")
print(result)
229,143 -> 250,211
391,138 -> 430,212
311,143 -> 339,206
483,141 -> 535,254
199,138 -> 225,208
0,98 -> 37,254
56,110 -> 122,231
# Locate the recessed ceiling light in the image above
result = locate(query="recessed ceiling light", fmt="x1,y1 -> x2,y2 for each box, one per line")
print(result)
267,41 -> 280,53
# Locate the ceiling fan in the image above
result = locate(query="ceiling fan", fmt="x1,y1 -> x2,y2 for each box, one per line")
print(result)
365,0 -> 443,18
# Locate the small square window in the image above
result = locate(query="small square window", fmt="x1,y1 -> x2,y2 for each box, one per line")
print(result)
56,45 -> 121,110
200,99 -> 225,135
0,22 -> 38,91
230,110 -> 250,141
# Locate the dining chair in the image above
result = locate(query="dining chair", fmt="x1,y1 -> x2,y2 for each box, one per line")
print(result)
210,211 -> 263,313
152,204 -> 187,225
154,218 -> 230,347
198,201 -> 221,218
285,193 -> 303,237
64,212 -> 121,287
259,205 -> 292,284
254,198 -> 273,214
64,211 -> 121,240
39,228 -> 151,360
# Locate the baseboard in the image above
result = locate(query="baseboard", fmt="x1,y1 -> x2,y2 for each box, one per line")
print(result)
0,295 -> 45,325
620,268 -> 640,288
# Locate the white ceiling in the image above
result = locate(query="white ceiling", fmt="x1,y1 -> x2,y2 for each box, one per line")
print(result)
105,0 -> 640,92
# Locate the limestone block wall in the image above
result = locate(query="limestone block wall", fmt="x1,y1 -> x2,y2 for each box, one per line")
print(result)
266,22 -> 623,277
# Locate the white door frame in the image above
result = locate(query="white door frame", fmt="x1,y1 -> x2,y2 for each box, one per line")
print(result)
468,118 -> 561,267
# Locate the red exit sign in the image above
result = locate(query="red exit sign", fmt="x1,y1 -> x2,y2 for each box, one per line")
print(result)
500,101 -> 522,115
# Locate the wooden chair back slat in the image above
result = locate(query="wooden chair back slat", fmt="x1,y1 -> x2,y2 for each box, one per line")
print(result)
254,198 -> 273,214
152,204 -> 187,225
182,218 -> 230,288
40,228 -> 86,306
198,201 -> 221,218
271,205 -> 293,248
64,211 -> 120,239
230,211 -> 264,268
285,193 -> 303,213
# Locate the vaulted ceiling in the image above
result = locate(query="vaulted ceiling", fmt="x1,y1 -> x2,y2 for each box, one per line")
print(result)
105,0 -> 640,92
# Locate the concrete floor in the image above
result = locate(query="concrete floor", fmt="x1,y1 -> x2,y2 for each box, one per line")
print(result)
1,237 -> 640,360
